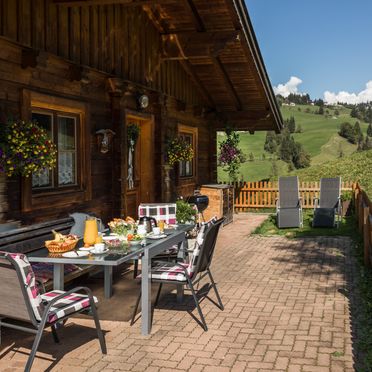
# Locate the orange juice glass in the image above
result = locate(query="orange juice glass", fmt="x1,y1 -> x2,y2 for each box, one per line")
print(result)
158,220 -> 165,233
84,218 -> 98,246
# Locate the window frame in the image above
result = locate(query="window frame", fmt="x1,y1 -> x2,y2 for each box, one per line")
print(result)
21,90 -> 91,212
177,124 -> 198,181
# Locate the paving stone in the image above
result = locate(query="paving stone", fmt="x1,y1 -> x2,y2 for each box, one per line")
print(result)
0,215 -> 355,371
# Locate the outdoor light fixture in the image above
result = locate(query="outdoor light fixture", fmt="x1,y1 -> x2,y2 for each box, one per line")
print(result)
138,94 -> 149,109
96,129 -> 116,154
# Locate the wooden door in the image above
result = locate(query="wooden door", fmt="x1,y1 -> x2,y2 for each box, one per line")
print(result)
125,115 -> 154,218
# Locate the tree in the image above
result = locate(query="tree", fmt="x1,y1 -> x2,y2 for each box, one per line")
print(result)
287,116 -> 296,133
350,106 -> 358,118
338,143 -> 344,158
270,159 -> 278,178
264,131 -> 277,153
339,122 -> 356,144
354,121 -> 364,146
334,109 -> 340,116
367,123 -> 372,137
318,106 -> 324,115
292,142 -> 311,169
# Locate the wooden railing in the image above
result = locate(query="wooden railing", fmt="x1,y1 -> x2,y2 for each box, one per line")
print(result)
355,184 -> 372,267
223,181 -> 354,211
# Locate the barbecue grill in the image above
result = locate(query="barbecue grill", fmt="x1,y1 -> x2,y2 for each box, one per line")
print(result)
187,194 -> 209,222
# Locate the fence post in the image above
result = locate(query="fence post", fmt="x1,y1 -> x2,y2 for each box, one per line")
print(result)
363,206 -> 370,267
358,194 -> 364,233
369,215 -> 372,266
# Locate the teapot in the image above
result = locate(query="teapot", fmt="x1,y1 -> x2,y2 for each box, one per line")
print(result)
138,216 -> 157,233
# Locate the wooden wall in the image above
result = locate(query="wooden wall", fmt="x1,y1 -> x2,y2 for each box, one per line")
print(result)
0,1 -> 217,225
0,0 -> 202,105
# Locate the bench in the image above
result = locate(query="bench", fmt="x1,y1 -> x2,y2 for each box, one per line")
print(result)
0,217 -> 97,288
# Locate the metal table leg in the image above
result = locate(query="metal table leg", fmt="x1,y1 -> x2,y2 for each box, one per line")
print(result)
104,266 -> 113,299
53,263 -> 64,291
141,251 -> 151,335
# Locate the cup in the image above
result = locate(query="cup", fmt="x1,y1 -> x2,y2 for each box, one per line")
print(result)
152,227 -> 161,235
94,243 -> 105,253
137,225 -> 147,236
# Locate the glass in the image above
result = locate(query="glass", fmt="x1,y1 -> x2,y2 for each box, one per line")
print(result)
83,218 -> 98,246
58,116 -> 77,186
32,112 -> 53,188
158,220 -> 165,233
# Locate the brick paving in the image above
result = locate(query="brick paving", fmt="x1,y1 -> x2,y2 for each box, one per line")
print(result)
0,214 -> 356,371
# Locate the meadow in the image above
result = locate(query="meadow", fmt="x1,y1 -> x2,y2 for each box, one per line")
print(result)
217,104 -> 370,182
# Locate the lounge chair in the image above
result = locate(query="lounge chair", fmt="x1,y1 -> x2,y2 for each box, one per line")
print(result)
276,176 -> 303,228
313,177 -> 342,228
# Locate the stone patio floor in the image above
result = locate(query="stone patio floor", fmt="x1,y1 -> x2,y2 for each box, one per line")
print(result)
0,214 -> 356,371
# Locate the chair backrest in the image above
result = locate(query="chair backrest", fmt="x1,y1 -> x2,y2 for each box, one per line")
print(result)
0,252 -> 44,325
188,218 -> 224,279
278,176 -> 300,208
138,203 -> 177,224
319,177 -> 341,208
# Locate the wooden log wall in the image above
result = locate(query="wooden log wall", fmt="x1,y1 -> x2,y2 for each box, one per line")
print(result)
0,1 -> 217,225
0,0 -> 203,106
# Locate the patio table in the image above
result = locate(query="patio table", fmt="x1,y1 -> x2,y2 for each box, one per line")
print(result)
27,225 -> 192,335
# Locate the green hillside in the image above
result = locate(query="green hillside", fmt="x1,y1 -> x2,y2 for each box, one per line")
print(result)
217,103 -> 370,182
293,149 -> 372,197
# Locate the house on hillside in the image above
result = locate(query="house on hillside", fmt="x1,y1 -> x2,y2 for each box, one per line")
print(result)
0,0 -> 282,226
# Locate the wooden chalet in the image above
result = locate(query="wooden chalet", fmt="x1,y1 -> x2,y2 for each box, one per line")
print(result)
0,0 -> 283,225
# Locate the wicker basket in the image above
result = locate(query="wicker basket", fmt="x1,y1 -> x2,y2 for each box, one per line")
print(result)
45,239 -> 79,254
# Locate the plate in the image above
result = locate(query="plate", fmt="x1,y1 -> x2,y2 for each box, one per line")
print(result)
90,248 -> 109,255
147,234 -> 167,240
129,240 -> 143,245
103,235 -> 119,241
79,246 -> 95,251
62,251 -> 89,258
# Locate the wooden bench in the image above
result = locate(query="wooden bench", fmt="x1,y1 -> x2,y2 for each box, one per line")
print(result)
0,218 -> 97,288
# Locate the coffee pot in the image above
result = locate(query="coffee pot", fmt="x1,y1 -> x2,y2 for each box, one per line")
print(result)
138,216 -> 157,233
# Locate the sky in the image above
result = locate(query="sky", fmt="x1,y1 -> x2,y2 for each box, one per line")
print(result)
245,0 -> 372,103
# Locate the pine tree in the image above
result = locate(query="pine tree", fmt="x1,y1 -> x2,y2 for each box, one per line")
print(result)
264,131 -> 277,153
367,123 -> 372,137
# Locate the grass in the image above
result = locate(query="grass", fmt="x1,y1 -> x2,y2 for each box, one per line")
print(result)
252,210 -> 372,370
252,210 -> 356,238
217,104 -> 370,182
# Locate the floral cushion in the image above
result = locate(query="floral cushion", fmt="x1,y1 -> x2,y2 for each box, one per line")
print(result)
41,290 -> 98,324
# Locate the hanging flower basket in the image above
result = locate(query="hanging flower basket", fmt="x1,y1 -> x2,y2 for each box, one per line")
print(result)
166,137 -> 194,166
0,121 -> 57,177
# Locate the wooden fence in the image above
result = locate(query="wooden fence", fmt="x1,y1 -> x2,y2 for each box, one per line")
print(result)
224,181 -> 354,211
355,184 -> 372,267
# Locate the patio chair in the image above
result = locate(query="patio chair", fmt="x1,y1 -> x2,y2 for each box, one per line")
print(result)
313,177 -> 342,228
0,251 -> 106,372
276,176 -> 303,228
130,217 -> 224,331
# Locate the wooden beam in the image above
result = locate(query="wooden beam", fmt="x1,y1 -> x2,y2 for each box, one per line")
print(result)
53,0 -> 175,7
182,0 -> 205,32
211,55 -> 242,111
179,59 -> 215,108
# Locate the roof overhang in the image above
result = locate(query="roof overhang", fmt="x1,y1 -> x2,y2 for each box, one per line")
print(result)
54,0 -> 283,132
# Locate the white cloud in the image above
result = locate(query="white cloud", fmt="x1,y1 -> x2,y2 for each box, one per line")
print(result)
274,76 -> 303,97
324,81 -> 372,104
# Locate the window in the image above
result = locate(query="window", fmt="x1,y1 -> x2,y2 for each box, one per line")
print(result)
31,111 -> 79,190
21,90 -> 91,212
178,125 -> 198,179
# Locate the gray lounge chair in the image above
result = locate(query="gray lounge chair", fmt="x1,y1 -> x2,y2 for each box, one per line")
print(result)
313,177 -> 342,228
276,176 -> 303,228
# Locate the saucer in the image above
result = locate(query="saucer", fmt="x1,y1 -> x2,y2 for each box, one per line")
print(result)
90,248 -> 109,255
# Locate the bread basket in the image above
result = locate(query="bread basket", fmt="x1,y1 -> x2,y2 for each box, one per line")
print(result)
45,239 -> 79,254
